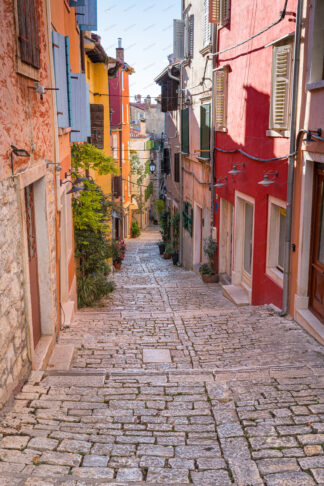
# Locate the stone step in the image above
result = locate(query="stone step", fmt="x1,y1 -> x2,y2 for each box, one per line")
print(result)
222,284 -> 250,306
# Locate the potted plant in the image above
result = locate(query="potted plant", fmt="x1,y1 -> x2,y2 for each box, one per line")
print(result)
131,221 -> 141,238
199,263 -> 219,283
159,209 -> 171,246
112,239 -> 126,270
157,241 -> 165,255
164,242 -> 173,260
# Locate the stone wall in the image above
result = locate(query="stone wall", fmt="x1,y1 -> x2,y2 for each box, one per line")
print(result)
0,178 -> 31,407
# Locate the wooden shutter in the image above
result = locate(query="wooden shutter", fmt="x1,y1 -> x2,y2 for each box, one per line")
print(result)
17,0 -> 40,68
200,104 -> 211,158
52,31 -> 70,129
270,45 -> 292,130
173,19 -> 185,60
209,0 -> 230,25
174,153 -> 180,183
77,0 -> 97,31
90,104 -> 104,149
86,83 -> 91,138
204,0 -> 211,47
161,83 -> 168,113
181,108 -> 189,154
184,15 -> 194,59
113,176 -> 122,198
70,73 -> 88,142
69,0 -> 85,6
163,149 -> 170,175
214,68 -> 228,130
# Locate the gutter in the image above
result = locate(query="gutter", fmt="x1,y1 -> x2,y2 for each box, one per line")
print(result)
281,0 -> 303,316
119,63 -> 127,240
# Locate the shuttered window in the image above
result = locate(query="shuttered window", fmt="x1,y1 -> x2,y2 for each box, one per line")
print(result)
76,0 -> 97,31
69,0 -> 85,6
90,104 -> 104,149
174,153 -> 180,183
200,104 -> 211,158
209,0 -> 230,26
112,176 -> 122,198
184,15 -> 194,59
70,73 -> 89,142
173,19 -> 185,61
17,0 -> 40,69
161,79 -> 178,113
214,68 -> 228,131
270,44 -> 292,130
52,31 -> 70,129
181,108 -> 189,154
203,0 -> 211,47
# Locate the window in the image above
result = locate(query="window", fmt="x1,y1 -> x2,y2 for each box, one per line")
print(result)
76,0 -> 97,31
200,104 -> 211,158
209,0 -> 230,26
214,67 -> 228,131
184,15 -> 194,59
266,197 -> 287,286
70,73 -> 89,142
162,149 -> 170,175
174,16 -> 194,60
181,108 -> 189,154
90,104 -> 104,149
307,0 -> 324,88
203,0 -> 211,47
17,0 -> 40,70
112,135 -> 118,159
269,44 -> 293,131
183,201 -> 193,237
161,79 -> 178,113
174,153 -> 180,183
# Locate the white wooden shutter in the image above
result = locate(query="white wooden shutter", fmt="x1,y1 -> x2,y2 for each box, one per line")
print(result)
270,45 -> 292,130
184,15 -> 194,59
209,0 -> 230,25
184,15 -> 189,58
204,0 -> 211,46
214,68 -> 228,130
173,19 -> 185,60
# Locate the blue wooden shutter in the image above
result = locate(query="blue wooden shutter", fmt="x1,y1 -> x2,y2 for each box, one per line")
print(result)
70,73 -> 88,142
52,31 -> 69,129
69,0 -> 85,6
65,36 -> 72,127
86,83 -> 91,138
76,0 -> 97,31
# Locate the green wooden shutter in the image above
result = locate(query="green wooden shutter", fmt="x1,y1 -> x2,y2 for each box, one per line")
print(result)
200,103 -> 211,158
181,108 -> 189,154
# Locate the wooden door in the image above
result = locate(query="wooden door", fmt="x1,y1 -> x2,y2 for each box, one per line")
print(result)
310,167 -> 324,323
225,202 -> 233,278
25,185 -> 41,347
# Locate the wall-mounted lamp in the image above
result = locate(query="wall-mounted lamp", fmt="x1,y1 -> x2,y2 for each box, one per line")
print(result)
10,144 -> 30,175
60,179 -> 86,195
228,162 -> 245,175
28,82 -> 59,100
214,176 -> 227,188
149,160 -> 156,174
46,159 -> 62,172
258,170 -> 278,187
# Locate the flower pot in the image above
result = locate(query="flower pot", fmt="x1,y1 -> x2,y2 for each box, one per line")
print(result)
158,243 -> 165,255
201,273 -> 219,283
163,253 -> 171,260
172,253 -> 179,265
113,262 -> 121,270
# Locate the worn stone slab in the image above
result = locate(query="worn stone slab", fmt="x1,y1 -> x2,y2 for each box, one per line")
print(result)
47,344 -> 75,370
143,349 -> 171,363
44,374 -> 105,387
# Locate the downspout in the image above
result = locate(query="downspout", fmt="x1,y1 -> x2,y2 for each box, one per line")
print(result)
119,63 -> 127,240
210,23 -> 217,234
281,0 -> 303,315
45,0 -> 61,331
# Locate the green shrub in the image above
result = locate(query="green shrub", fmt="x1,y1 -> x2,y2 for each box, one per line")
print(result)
77,275 -> 116,308
131,221 -> 141,238
155,199 -> 165,217
165,242 -> 175,255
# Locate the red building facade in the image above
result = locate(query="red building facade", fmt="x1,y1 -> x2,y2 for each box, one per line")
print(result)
213,0 -> 297,308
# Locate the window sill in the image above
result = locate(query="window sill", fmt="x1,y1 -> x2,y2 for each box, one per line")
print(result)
16,58 -> 40,82
215,128 -> 228,133
266,266 -> 283,288
306,80 -> 324,91
266,129 -> 290,138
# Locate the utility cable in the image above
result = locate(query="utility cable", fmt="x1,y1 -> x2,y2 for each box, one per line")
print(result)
182,167 -> 210,186
208,0 -> 289,59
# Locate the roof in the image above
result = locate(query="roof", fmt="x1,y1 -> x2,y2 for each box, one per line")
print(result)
130,102 -> 158,110
154,62 -> 181,84
130,128 -> 150,139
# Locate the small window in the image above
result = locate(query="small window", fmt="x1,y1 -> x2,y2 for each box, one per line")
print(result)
200,104 -> 211,158
214,67 -> 228,131
269,44 -> 293,130
266,197 -> 287,286
181,108 -> 189,154
174,153 -> 180,183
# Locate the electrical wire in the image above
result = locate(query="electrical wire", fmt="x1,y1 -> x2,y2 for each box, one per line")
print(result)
214,146 -> 295,162
182,167 -> 210,186
209,0 -> 289,59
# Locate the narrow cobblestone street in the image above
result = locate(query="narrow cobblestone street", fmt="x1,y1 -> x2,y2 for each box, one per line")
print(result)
2,228 -> 324,485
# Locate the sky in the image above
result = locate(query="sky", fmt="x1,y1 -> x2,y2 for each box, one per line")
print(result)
97,0 -> 180,100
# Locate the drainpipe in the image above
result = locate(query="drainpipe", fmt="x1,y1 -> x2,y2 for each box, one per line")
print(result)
179,62 -> 184,266
281,0 -> 303,316
210,23 -> 217,234
119,62 -> 127,240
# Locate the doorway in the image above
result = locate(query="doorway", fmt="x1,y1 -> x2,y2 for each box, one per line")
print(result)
310,165 -> 324,323
220,199 -> 233,280
25,184 -> 41,347
193,204 -> 203,265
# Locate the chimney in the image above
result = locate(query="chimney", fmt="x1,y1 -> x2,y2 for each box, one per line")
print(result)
116,37 -> 124,62
135,94 -> 142,103
140,119 -> 146,136
145,95 -> 151,109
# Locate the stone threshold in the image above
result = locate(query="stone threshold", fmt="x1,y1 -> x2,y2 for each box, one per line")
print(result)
296,308 -> 324,347
222,284 -> 250,306
32,335 -> 56,371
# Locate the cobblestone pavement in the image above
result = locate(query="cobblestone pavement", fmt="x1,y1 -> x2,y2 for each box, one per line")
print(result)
2,227 -> 324,485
